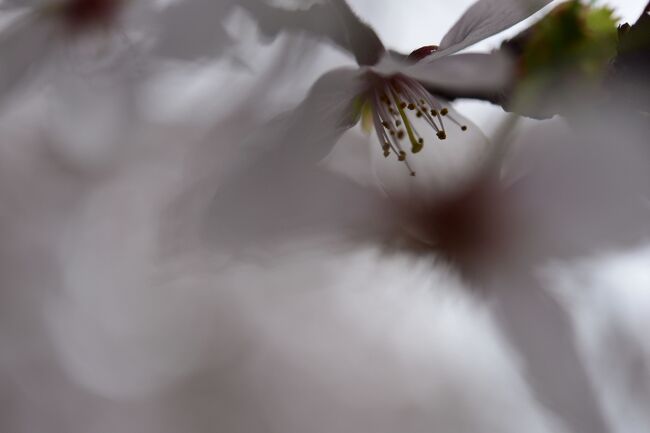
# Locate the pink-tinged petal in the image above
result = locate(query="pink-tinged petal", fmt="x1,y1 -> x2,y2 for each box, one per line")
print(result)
403,51 -> 514,96
435,0 -> 552,58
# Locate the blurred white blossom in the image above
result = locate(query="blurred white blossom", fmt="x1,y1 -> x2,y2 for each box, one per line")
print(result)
1,1 -> 650,433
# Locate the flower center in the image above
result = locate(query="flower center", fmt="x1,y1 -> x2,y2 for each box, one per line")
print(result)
362,73 -> 468,176
41,0 -> 125,32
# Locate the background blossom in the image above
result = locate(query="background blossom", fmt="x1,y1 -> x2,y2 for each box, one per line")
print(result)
1,1 -> 649,433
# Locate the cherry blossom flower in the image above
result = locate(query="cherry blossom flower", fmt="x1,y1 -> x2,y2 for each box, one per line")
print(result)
208,0 -> 553,245
206,4 -> 650,433
293,0 -> 554,174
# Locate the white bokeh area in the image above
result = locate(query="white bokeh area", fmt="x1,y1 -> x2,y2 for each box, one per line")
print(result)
0,1 -> 649,433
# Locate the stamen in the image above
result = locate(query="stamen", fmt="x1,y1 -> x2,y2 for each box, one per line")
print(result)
390,85 -> 423,154
364,73 -> 468,175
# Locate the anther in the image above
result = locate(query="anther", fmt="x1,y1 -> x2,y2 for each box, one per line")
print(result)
440,108 -> 449,116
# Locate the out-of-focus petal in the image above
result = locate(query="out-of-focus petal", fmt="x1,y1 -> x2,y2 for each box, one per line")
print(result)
241,0 -> 384,65
0,14 -> 58,106
219,246 -> 567,433
504,115 -> 650,264
547,248 -> 650,433
152,0 -> 234,60
206,67 -> 391,248
367,108 -> 650,433
435,0 -> 552,58
43,41 -> 143,174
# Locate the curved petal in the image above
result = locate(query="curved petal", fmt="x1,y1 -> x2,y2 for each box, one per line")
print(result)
434,0 -> 552,58
404,51 -> 514,96
241,0 -> 384,66
234,66 -> 364,168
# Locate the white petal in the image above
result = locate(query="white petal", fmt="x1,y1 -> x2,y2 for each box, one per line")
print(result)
237,66 -> 364,167
207,67 -> 380,247
547,249 -> 650,433
505,116 -> 650,263
231,246 -> 566,433
435,0 -> 552,58
241,0 -> 384,65
404,51 -> 513,96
